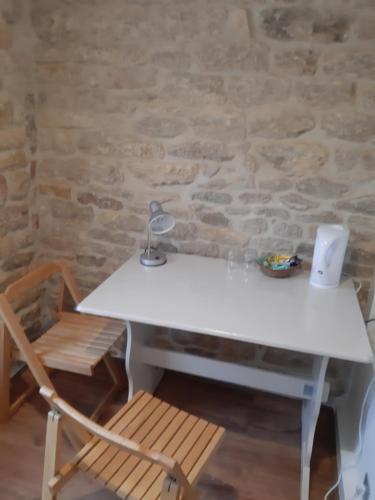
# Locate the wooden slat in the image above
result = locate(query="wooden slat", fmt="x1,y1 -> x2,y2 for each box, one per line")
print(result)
90,397 -> 162,479
55,318 -> 123,338
34,333 -> 104,352
34,334 -> 107,357
116,410 -> 188,498
104,404 -> 178,490
129,415 -> 201,499
79,392 -> 154,472
48,323 -> 120,344
141,420 -> 209,500
180,424 -> 218,476
58,312 -> 124,333
187,427 -> 225,485
34,343 -> 98,364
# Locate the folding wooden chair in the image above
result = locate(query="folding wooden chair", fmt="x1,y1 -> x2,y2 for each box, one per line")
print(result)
40,385 -> 225,500
0,260 -> 125,422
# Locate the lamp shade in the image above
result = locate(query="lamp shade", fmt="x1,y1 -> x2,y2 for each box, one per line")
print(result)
148,201 -> 175,234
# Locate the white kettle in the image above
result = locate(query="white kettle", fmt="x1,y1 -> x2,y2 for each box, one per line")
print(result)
310,224 -> 349,289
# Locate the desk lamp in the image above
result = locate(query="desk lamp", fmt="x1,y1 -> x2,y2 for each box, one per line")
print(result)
140,201 -> 176,266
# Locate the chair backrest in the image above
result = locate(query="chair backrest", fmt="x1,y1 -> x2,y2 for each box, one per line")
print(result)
0,260 -> 83,391
4,259 -> 83,306
40,385 -> 195,498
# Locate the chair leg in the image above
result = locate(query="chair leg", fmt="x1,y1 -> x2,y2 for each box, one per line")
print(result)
42,410 -> 62,500
104,352 -> 126,390
0,324 -> 11,423
90,353 -> 125,422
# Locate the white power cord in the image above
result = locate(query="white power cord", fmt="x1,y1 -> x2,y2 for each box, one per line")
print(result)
324,377 -> 375,500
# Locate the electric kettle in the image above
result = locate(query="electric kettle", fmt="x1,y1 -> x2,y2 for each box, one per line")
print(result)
310,224 -> 349,288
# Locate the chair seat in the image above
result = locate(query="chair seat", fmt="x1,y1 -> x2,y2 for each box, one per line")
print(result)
15,312 -> 125,376
76,390 -> 225,499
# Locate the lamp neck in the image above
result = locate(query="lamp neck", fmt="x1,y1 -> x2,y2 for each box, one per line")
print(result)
146,222 -> 152,256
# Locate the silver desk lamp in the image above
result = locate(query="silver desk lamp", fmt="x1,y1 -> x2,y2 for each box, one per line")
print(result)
140,201 -> 176,267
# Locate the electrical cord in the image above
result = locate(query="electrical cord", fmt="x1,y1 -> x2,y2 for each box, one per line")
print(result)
323,377 -> 375,500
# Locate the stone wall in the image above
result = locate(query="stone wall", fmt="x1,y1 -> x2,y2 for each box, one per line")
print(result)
0,0 -> 39,335
29,0 -> 375,381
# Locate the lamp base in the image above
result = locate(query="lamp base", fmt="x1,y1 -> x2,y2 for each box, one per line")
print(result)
140,248 -> 167,267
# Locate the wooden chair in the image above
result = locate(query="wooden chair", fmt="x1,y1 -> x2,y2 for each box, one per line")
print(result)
40,385 -> 225,500
0,260 -> 125,422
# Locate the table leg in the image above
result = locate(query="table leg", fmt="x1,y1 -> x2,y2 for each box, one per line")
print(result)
300,355 -> 329,500
125,321 -> 164,401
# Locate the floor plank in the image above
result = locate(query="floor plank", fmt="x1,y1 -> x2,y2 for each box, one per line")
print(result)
0,365 -> 337,499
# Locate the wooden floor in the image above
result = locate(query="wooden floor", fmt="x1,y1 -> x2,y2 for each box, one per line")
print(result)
0,364 -> 337,499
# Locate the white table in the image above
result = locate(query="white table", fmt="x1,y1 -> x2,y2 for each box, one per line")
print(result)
78,253 -> 373,499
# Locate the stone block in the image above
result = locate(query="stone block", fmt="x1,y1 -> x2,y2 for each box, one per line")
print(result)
358,83 -> 375,110
169,222 -> 198,241
76,254 -> 106,268
297,177 -> 348,199
196,224 -> 249,246
160,73 -> 225,106
0,205 -> 28,236
353,14 -> 375,40
197,43 -> 268,72
280,193 -> 319,211
49,198 -> 94,222
347,215 -> 375,243
7,170 -> 31,201
239,192 -> 272,204
334,147 -> 375,182
151,50 -> 191,71
297,211 -> 343,224
78,131 -> 165,159
259,178 -> 291,192
247,106 -> 315,139
227,76 -> 290,107
254,207 -> 290,221
273,222 -> 303,239
0,23 -> 11,49
294,81 -> 355,108
0,128 -> 25,151
129,163 -> 199,186
39,184 -> 71,199
97,212 -> 144,233
255,141 -> 328,176
0,100 -> 13,127
273,48 -> 319,76
179,241 -> 221,258
198,211 -> 230,227
0,151 -> 28,170
135,115 -> 187,139
0,175 -> 7,206
2,252 -> 33,272
255,237 -> 294,255
192,192 -> 232,205
241,218 -> 268,234
336,196 -> 375,216
169,141 -> 235,162
322,111 -> 375,142
260,7 -> 349,42
77,192 -> 123,211
201,7 -> 251,45
88,228 -> 136,247
322,49 -> 375,79
191,112 -> 246,142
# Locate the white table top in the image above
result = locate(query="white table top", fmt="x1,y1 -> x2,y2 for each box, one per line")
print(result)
77,253 -> 373,364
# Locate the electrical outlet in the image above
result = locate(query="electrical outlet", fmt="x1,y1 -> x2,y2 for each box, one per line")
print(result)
363,473 -> 371,500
